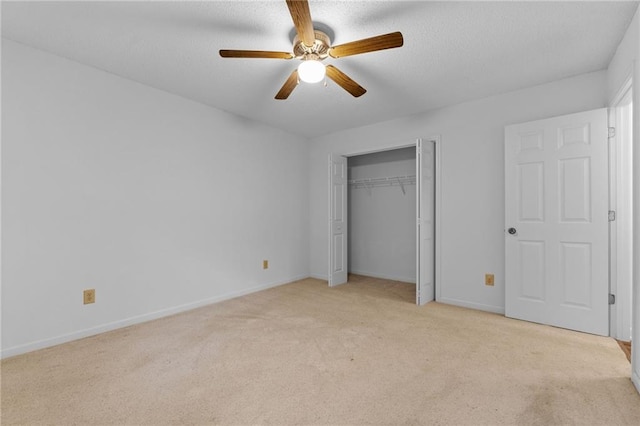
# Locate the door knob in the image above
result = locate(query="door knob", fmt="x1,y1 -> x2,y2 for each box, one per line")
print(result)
508,227 -> 517,235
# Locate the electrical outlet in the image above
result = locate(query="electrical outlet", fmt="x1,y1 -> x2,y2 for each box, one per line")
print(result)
263,260 -> 269,269
83,289 -> 95,304
485,274 -> 494,286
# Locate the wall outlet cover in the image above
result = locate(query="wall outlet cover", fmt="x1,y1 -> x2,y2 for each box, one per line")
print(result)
83,289 -> 96,304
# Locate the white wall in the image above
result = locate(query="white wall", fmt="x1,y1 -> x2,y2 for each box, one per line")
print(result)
309,71 -> 607,313
348,147 -> 416,283
1,40 -> 309,358
607,5 -> 640,394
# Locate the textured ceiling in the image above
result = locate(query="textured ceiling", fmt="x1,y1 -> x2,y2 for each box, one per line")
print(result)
2,1 -> 638,138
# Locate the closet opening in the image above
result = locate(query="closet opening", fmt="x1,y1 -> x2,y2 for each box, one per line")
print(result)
347,147 -> 417,301
328,138 -> 438,306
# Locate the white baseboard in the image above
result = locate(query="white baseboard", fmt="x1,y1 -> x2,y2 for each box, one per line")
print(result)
633,369 -> 640,395
437,296 -> 505,315
0,275 -> 308,359
348,269 -> 416,284
309,273 -> 328,281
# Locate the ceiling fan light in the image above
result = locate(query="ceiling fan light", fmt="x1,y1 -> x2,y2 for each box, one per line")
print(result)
298,59 -> 326,83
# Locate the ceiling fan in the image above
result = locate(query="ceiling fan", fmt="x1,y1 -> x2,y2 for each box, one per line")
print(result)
219,0 -> 404,100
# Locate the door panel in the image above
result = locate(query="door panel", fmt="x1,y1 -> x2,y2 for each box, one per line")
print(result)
519,240 -> 546,301
329,154 -> 348,287
560,242 -> 591,307
417,139 -> 435,305
505,108 -> 608,336
518,162 -> 544,221
559,157 -> 591,222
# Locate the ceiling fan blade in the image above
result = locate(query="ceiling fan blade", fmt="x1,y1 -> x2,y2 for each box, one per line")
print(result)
275,69 -> 299,100
219,50 -> 294,59
286,0 -> 316,47
328,31 -> 404,58
325,65 -> 366,98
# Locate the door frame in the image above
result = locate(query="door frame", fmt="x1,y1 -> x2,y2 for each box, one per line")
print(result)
328,136 -> 442,304
608,74 -> 634,340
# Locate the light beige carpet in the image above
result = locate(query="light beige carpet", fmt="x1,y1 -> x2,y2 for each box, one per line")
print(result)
2,276 -> 639,425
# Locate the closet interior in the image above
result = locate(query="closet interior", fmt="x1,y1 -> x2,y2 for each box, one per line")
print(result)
347,147 -> 417,284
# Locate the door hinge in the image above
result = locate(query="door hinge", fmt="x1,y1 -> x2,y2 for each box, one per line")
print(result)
608,127 -> 616,138
609,294 -> 616,305
608,210 -> 616,222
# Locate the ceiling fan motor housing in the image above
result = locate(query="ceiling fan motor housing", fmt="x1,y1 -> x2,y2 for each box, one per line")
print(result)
293,30 -> 331,60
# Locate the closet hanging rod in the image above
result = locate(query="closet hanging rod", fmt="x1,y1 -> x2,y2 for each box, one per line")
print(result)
348,175 -> 416,195
348,175 -> 416,186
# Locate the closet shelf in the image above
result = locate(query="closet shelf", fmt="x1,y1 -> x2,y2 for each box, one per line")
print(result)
348,175 -> 416,195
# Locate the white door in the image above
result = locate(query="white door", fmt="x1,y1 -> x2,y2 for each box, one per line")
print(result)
505,108 -> 609,336
329,153 -> 348,286
417,139 -> 436,305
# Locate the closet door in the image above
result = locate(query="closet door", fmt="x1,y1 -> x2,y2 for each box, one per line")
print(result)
417,139 -> 435,305
328,153 -> 348,286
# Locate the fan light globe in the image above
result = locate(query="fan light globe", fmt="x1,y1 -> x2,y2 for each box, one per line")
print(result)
298,59 -> 326,83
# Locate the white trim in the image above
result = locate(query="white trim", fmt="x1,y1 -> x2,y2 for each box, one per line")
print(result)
334,136 -> 442,305
0,275 -> 308,359
630,62 -> 638,396
342,141 -> 416,158
416,138 -> 422,305
434,136 -> 443,303
438,296 -> 505,315
0,80 -> 3,357
609,78 -> 634,340
327,154 -> 333,287
609,105 -> 619,338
